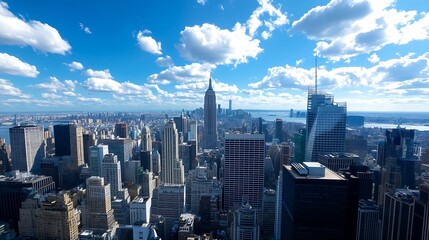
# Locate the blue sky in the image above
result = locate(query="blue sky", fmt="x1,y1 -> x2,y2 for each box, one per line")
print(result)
0,0 -> 428,112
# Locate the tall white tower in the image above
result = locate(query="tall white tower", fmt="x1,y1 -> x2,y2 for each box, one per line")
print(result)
161,120 -> 184,184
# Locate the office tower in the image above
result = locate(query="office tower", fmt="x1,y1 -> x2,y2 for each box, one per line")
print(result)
173,111 -> 187,142
10,125 -> 45,173
111,197 -> 130,225
54,124 -> 84,168
203,77 -> 218,149
124,160 -> 140,184
356,200 -> 380,240
0,171 -> 55,232
188,121 -> 198,142
186,165 -> 222,213
140,170 -> 157,199
345,135 -> 368,162
379,128 -> 420,205
101,153 -> 123,198
280,162 -> 352,240
83,132 -> 96,165
293,128 -> 306,163
305,88 -> 346,162
382,189 -> 416,240
152,150 -> 161,176
161,120 -> 184,184
179,143 -> 192,173
318,153 -> 360,172
279,142 -> 293,166
85,176 -> 117,233
151,184 -> 185,238
261,189 -> 276,239
115,123 -> 129,138
100,138 -> 133,165
0,139 -> 11,174
89,144 -> 109,177
141,126 -> 152,171
274,170 -> 283,240
130,197 -> 151,225
178,213 -> 196,240
21,192 -> 80,240
232,201 -> 259,240
224,133 -> 265,210
275,118 -> 283,142
229,99 -> 232,115
414,183 -> 429,240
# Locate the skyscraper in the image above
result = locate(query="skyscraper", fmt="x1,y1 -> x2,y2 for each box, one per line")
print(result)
232,201 -> 259,240
115,123 -> 129,139
10,125 -> 45,173
89,144 -> 109,177
203,77 -> 218,149
161,120 -> 184,184
356,200 -> 380,240
101,153 -> 123,198
275,118 -> 283,142
280,162 -> 352,240
305,88 -> 346,162
141,126 -> 152,171
54,124 -> 84,168
224,133 -> 265,210
86,176 -> 117,233
173,111 -> 187,142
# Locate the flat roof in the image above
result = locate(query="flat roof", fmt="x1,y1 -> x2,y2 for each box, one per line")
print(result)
285,164 -> 345,180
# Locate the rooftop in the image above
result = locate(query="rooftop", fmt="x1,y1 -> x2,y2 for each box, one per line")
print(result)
286,164 -> 345,180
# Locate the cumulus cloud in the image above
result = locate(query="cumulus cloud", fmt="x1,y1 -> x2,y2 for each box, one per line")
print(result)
0,2 -> 71,54
0,78 -> 30,98
67,61 -> 84,71
77,96 -> 104,103
137,30 -> 162,55
148,63 -> 213,85
0,52 -> 38,77
85,69 -> 112,78
249,52 -> 429,96
246,0 -> 289,39
291,0 -> 429,61
178,23 -> 262,66
79,23 -> 92,34
368,53 -> 380,63
33,77 -> 77,93
155,55 -> 174,67
197,0 -> 206,5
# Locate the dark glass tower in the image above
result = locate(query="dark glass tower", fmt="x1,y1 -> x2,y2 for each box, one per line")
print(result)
203,77 -> 217,149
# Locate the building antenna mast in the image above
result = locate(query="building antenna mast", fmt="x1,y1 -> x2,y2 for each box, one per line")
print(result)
315,54 -> 318,94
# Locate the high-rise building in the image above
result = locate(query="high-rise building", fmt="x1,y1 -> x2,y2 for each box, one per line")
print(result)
0,139 -> 11,174
229,99 -> 232,115
275,118 -> 283,142
232,201 -> 259,240
378,128 -> 420,205
382,189 -> 416,240
115,123 -> 129,139
224,133 -> 265,210
261,189 -> 276,239
318,152 -> 360,172
85,176 -> 117,233
20,192 -> 80,240
203,77 -> 218,149
356,200 -> 380,240
130,197 -> 151,225
141,126 -> 152,171
161,120 -> 184,184
305,88 -> 346,162
83,132 -> 96,165
101,153 -> 123,198
54,124 -> 84,168
100,138 -> 133,174
173,111 -> 187,142
280,162 -> 352,240
0,171 -> 55,232
10,125 -> 45,173
89,144 -> 109,177
178,213 -> 197,240
152,150 -> 161,176
413,183 -> 429,240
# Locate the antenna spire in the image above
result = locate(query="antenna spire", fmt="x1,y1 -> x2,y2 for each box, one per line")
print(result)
315,55 -> 318,94
208,75 -> 213,90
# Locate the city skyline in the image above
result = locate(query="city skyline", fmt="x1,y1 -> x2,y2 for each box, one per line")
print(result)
0,0 -> 428,112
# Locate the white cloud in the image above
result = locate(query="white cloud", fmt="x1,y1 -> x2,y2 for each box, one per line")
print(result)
79,23 -> 92,34
148,63 -> 213,85
67,61 -> 84,71
85,69 -> 112,78
246,0 -> 289,39
291,0 -> 429,61
249,52 -> 429,97
178,23 -> 262,66
295,59 -> 304,66
41,93 -> 62,99
77,96 -> 104,103
83,76 -> 155,98
368,53 -> 380,63
33,77 -> 77,93
0,2 -> 71,54
0,52 -> 38,77
155,55 -> 174,67
0,78 -> 30,98
137,30 -> 162,55
197,0 -> 206,5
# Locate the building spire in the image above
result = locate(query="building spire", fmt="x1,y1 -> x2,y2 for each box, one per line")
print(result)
208,75 -> 213,90
315,55 -> 318,94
